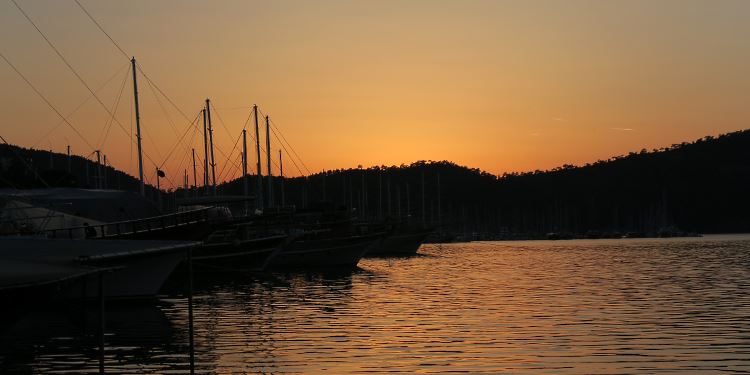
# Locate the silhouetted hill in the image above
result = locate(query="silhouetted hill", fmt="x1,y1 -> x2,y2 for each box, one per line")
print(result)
231,130 -> 750,236
4,129 -> 750,236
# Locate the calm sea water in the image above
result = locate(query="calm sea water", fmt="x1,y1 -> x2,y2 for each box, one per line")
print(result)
2,235 -> 750,374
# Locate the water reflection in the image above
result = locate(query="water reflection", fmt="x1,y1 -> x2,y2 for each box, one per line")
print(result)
2,235 -> 750,373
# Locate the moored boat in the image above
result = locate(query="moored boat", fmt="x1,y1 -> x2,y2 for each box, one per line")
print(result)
0,237 -> 198,299
366,228 -> 432,256
267,232 -> 382,269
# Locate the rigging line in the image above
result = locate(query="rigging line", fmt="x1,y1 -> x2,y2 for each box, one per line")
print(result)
159,110 -> 202,170
253,108 -> 299,176
260,108 -> 310,175
30,62 -> 129,149
208,100 -> 235,139
216,130 -> 244,183
136,64 -> 192,123
97,65 -> 130,149
218,152 -> 243,185
0,135 -> 50,188
10,0 -> 171,174
73,0 -> 207,177
73,0 -> 129,60
10,0 -> 134,145
171,122 -> 200,187
142,75 -> 199,167
258,107 -> 311,175
0,52 -> 95,152
268,125 -> 304,177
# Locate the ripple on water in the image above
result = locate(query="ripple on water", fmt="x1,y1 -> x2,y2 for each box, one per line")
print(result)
2,235 -> 750,373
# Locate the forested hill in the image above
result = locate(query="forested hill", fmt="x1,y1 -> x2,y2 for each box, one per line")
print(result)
3,129 -> 750,236
270,130 -> 750,236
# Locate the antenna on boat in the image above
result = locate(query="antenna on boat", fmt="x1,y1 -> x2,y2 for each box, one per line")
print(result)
131,57 -> 145,196
202,108 -> 209,195
265,115 -> 273,207
242,129 -> 249,215
206,99 -> 217,196
253,105 -> 263,210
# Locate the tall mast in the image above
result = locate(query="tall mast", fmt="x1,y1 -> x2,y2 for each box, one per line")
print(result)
279,149 -> 285,207
265,115 -> 273,207
103,154 -> 107,189
202,109 -> 209,194
253,105 -> 263,210
206,99 -> 217,196
242,129 -> 249,214
95,150 -> 101,189
131,57 -> 145,196
191,148 -> 197,189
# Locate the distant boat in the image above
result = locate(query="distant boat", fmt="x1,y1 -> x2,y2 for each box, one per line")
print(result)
365,228 -> 432,256
267,232 -> 381,269
0,237 -> 198,299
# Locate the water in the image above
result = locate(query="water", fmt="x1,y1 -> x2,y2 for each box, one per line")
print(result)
2,235 -> 750,373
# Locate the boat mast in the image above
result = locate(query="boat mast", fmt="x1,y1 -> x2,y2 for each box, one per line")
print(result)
242,128 -> 249,214
206,99 -> 217,196
191,148 -> 197,189
202,109 -> 209,195
253,105 -> 263,210
103,155 -> 107,189
131,57 -> 145,196
265,115 -> 273,207
279,149 -> 285,207
95,150 -> 101,189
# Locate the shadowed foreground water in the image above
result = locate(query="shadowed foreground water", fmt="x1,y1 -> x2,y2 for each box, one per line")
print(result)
2,235 -> 750,373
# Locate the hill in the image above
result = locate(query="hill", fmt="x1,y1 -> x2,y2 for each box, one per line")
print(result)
3,129 -> 750,236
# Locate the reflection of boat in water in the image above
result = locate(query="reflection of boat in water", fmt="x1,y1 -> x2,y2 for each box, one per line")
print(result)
267,232 -> 381,269
0,238 -> 197,299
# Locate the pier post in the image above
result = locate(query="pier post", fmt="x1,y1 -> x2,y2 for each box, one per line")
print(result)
98,273 -> 105,374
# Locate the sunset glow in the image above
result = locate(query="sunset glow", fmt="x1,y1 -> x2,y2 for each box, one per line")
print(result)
2,0 -> 749,188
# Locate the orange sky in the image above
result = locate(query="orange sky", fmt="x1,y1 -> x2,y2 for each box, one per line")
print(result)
2,0 -> 749,188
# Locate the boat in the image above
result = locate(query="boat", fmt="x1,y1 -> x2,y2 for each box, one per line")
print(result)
365,227 -> 432,256
0,237 -> 198,299
266,231 -> 382,269
192,223 -> 290,272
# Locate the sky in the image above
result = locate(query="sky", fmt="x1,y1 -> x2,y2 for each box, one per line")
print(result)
1,0 -> 749,188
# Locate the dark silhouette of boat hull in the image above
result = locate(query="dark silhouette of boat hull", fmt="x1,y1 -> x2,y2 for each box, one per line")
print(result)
366,229 -> 431,256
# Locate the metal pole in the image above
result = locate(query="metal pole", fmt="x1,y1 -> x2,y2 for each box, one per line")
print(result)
206,99 -> 217,196
242,129 -> 249,215
131,57 -> 145,196
98,272 -> 105,374
253,105 -> 263,210
191,149 -> 197,189
279,150 -> 285,207
265,116 -> 273,207
96,150 -> 101,189
202,109 -> 209,194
